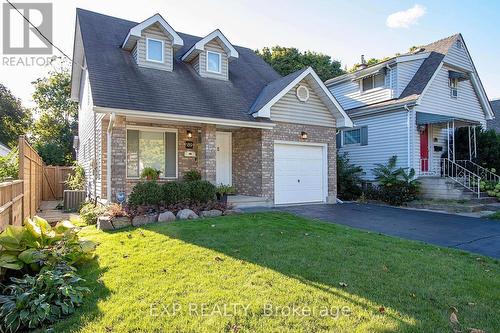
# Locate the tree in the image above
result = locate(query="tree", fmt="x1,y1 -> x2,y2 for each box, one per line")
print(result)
256,46 -> 344,81
0,84 -> 31,147
455,127 -> 500,172
31,59 -> 78,166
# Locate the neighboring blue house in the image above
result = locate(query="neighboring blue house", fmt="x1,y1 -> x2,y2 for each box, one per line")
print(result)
327,34 -> 495,198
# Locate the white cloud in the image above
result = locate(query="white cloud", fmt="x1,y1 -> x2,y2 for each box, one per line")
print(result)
386,4 -> 426,29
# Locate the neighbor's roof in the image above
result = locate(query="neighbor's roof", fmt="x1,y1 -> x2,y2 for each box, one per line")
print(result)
75,8 -> 283,123
487,99 -> 500,131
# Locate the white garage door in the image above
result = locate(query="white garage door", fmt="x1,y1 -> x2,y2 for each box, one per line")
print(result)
274,143 -> 326,205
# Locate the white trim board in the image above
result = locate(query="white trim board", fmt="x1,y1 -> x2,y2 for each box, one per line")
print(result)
181,29 -> 239,62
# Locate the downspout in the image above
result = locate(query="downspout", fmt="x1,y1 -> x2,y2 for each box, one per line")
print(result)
404,104 -> 411,170
106,113 -> 116,204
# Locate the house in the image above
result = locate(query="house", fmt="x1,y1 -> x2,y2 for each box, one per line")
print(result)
0,142 -> 11,157
326,34 -> 495,198
70,9 -> 352,206
487,99 -> 500,132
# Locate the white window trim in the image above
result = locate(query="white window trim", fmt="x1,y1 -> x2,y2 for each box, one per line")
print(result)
146,38 -> 164,63
342,128 -> 362,146
125,126 -> 178,180
449,78 -> 459,99
360,74 -> 385,93
206,50 -> 222,74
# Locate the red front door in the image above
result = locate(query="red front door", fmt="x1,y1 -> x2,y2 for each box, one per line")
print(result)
420,125 -> 429,172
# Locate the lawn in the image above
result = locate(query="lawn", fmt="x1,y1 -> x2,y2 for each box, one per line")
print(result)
52,212 -> 499,332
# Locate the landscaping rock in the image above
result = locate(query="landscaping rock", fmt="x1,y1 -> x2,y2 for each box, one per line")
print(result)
223,208 -> 244,216
158,211 -> 176,223
97,216 -> 113,231
176,209 -> 199,220
200,209 -> 223,218
112,216 -> 131,229
132,214 -> 158,226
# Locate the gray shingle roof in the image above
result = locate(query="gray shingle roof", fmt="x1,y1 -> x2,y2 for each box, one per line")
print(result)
487,99 -> 500,132
77,9 -> 283,122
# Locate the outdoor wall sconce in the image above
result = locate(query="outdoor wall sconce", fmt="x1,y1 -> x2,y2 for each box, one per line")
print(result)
300,131 -> 308,139
187,130 -> 193,138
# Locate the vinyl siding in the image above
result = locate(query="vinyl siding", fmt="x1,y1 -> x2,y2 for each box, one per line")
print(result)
397,59 -> 425,96
416,65 -> 486,126
135,23 -> 173,71
329,71 -> 393,110
444,37 -> 473,71
198,39 -> 229,80
339,110 -> 409,180
270,80 -> 335,127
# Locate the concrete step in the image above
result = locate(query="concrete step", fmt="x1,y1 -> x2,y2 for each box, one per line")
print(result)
418,176 -> 477,200
228,195 -> 272,208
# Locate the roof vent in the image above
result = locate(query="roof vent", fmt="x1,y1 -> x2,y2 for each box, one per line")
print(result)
357,55 -> 367,70
296,85 -> 310,102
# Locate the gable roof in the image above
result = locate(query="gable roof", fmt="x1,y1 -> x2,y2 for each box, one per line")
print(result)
181,29 -> 239,62
122,13 -> 184,50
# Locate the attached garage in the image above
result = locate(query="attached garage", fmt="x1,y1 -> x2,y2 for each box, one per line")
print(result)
274,142 -> 327,205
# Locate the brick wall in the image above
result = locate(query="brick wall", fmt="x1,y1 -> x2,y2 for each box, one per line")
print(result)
110,116 -> 127,202
199,124 -> 216,183
232,128 -> 262,196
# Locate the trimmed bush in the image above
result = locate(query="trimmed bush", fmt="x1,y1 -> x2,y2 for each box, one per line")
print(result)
79,202 -> 106,225
128,181 -> 162,207
188,180 -> 216,203
183,170 -> 201,182
161,181 -> 190,205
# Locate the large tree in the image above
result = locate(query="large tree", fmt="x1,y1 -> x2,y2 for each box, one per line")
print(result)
0,84 -> 31,147
31,59 -> 78,166
256,46 -> 344,81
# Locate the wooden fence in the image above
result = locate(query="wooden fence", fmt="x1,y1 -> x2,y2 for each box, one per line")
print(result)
19,136 -> 44,221
43,166 -> 73,200
0,180 -> 24,231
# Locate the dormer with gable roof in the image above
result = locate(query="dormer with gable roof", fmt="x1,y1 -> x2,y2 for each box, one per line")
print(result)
122,14 -> 184,71
181,30 -> 238,81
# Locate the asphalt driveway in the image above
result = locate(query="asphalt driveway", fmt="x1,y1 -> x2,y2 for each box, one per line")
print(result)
273,203 -> 500,258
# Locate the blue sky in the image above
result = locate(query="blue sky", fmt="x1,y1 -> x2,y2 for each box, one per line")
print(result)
1,0 -> 499,106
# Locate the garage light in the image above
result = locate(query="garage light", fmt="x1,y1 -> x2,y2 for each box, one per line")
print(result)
300,131 -> 308,139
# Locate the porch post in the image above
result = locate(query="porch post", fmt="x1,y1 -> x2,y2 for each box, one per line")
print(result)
473,126 -> 477,158
452,120 -> 455,162
199,124 -> 216,183
468,126 -> 472,161
447,122 -> 450,160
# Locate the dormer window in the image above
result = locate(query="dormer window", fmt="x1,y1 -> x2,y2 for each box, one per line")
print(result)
207,51 -> 221,73
361,73 -> 385,92
146,38 -> 164,63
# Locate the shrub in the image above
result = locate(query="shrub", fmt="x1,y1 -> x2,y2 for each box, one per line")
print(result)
140,167 -> 161,180
188,180 -> 216,203
65,162 -> 85,190
0,262 -> 89,332
79,202 -> 106,225
337,152 -> 364,200
215,184 -> 235,195
373,183 -> 419,206
104,203 -> 129,218
183,170 -> 201,182
128,181 -> 163,207
0,148 -> 18,182
161,181 -> 190,206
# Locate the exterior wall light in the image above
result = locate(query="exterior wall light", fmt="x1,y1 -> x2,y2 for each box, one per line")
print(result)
301,131 -> 308,139
187,130 -> 193,138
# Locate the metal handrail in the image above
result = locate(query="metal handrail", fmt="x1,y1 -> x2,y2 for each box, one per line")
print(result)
441,158 -> 481,198
455,160 -> 500,183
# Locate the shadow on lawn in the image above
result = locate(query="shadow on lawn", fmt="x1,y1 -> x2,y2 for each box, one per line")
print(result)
148,212 -> 496,332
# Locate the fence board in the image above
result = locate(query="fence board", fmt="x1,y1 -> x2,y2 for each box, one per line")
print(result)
18,136 -> 44,223
0,180 -> 24,230
42,166 -> 73,200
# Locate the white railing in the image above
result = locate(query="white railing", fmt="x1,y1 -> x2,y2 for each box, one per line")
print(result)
455,160 -> 500,183
418,158 -> 440,177
441,158 -> 481,198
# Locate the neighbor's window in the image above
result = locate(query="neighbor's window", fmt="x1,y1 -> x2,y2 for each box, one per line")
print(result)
361,73 -> 385,92
127,129 -> 177,178
207,51 -> 221,73
146,38 -> 164,62
343,128 -> 361,145
449,78 -> 458,98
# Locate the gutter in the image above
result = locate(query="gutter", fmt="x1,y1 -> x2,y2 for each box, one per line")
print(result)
106,112 -> 116,204
404,104 -> 411,170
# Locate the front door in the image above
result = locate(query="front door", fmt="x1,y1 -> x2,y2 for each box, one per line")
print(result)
420,125 -> 429,172
216,132 -> 232,185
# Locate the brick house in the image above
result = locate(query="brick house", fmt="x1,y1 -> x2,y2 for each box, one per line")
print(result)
71,9 -> 352,206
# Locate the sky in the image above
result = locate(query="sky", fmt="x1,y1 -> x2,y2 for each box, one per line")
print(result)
1,0 -> 500,108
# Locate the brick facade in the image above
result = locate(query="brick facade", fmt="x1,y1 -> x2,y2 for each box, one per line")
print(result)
232,128 -> 262,196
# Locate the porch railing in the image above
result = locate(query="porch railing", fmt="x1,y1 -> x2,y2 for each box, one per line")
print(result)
441,158 -> 481,198
455,160 -> 500,183
418,158 -> 440,177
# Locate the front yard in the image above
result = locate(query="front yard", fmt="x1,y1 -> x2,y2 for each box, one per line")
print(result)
53,212 -> 499,332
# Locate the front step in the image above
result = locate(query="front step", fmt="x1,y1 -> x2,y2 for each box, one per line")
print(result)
227,195 -> 272,208
418,176 -> 478,200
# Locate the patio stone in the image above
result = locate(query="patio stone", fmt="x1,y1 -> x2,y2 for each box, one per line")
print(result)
158,211 -> 176,222
200,209 -> 222,218
177,209 -> 199,220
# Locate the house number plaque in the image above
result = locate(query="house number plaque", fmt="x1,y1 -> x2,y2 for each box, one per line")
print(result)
185,141 -> 194,149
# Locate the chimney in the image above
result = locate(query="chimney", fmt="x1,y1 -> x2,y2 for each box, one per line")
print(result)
357,55 -> 367,70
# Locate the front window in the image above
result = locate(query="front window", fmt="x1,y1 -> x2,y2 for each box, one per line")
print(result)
146,38 -> 164,62
361,73 -> 385,92
343,129 -> 361,145
207,51 -> 221,73
449,78 -> 458,98
127,129 -> 177,178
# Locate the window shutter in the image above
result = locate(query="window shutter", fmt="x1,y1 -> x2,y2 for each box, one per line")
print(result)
336,132 -> 342,149
360,126 -> 368,146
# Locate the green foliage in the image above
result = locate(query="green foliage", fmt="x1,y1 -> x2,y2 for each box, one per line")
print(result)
65,163 -> 85,190
140,167 -> 161,180
455,127 -> 500,172
370,156 -> 419,205
0,217 -> 96,276
0,148 -> 18,182
256,46 -> 344,81
183,169 -> 201,182
161,182 -> 190,206
215,183 -> 235,195
337,152 -> 364,200
189,180 -> 216,203
128,181 -> 163,207
0,84 -> 31,148
79,202 -> 106,225
32,60 -> 78,166
0,262 -> 89,332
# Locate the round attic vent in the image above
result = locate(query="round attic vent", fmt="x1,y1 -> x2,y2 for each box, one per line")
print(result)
296,85 -> 310,102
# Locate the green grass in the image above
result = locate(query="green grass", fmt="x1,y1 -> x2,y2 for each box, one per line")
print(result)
52,212 -> 499,332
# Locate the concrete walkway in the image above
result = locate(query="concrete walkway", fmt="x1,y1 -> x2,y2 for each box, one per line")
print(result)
38,201 -> 79,224
268,203 -> 500,258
